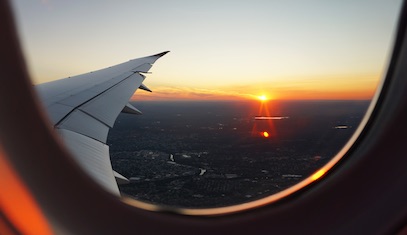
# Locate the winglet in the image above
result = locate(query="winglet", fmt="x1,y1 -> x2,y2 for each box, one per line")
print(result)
151,51 -> 170,57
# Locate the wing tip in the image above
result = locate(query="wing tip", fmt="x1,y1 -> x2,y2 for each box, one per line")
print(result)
151,51 -> 170,57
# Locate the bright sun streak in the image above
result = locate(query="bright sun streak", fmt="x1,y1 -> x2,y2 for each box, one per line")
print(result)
258,95 -> 268,101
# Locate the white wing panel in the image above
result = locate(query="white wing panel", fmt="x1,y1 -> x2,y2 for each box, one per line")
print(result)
42,72 -> 133,108
59,110 -> 109,143
132,63 -> 152,73
79,73 -> 144,128
57,129 -> 120,195
57,90 -> 100,108
45,103 -> 75,125
36,52 -> 166,110
35,51 -> 169,196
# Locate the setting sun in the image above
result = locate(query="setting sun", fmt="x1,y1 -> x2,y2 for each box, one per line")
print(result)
258,95 -> 268,101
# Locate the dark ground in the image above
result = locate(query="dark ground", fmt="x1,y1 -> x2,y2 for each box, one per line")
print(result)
107,100 -> 369,208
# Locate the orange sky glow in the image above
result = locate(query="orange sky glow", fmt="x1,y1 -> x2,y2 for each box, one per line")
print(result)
13,1 -> 399,102
132,75 -> 379,101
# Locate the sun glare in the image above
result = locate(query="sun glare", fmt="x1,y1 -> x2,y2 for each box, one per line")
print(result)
311,169 -> 327,181
258,95 -> 268,101
262,131 -> 270,138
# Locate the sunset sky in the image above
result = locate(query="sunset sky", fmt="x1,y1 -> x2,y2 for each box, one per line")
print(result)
12,1 -> 402,101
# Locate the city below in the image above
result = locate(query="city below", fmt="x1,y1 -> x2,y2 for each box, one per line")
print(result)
108,100 -> 369,208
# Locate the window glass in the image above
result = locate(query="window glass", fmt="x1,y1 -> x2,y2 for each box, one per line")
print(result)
12,0 -> 402,210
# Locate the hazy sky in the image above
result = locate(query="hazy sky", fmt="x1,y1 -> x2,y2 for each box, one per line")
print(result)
12,0 -> 402,100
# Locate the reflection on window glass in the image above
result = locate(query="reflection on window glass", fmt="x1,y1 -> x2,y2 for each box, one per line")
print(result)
13,0 -> 402,208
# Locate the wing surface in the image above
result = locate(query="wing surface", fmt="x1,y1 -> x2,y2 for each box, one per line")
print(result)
35,51 -> 169,195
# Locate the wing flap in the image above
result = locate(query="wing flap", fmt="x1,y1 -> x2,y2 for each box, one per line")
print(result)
122,103 -> 142,115
139,83 -> 152,92
57,129 -> 120,195
58,110 -> 110,143
113,171 -> 130,185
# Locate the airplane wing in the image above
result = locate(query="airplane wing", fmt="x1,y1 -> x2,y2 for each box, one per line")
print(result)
34,51 -> 169,196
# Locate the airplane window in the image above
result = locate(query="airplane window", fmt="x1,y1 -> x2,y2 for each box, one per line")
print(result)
11,1 -> 402,213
